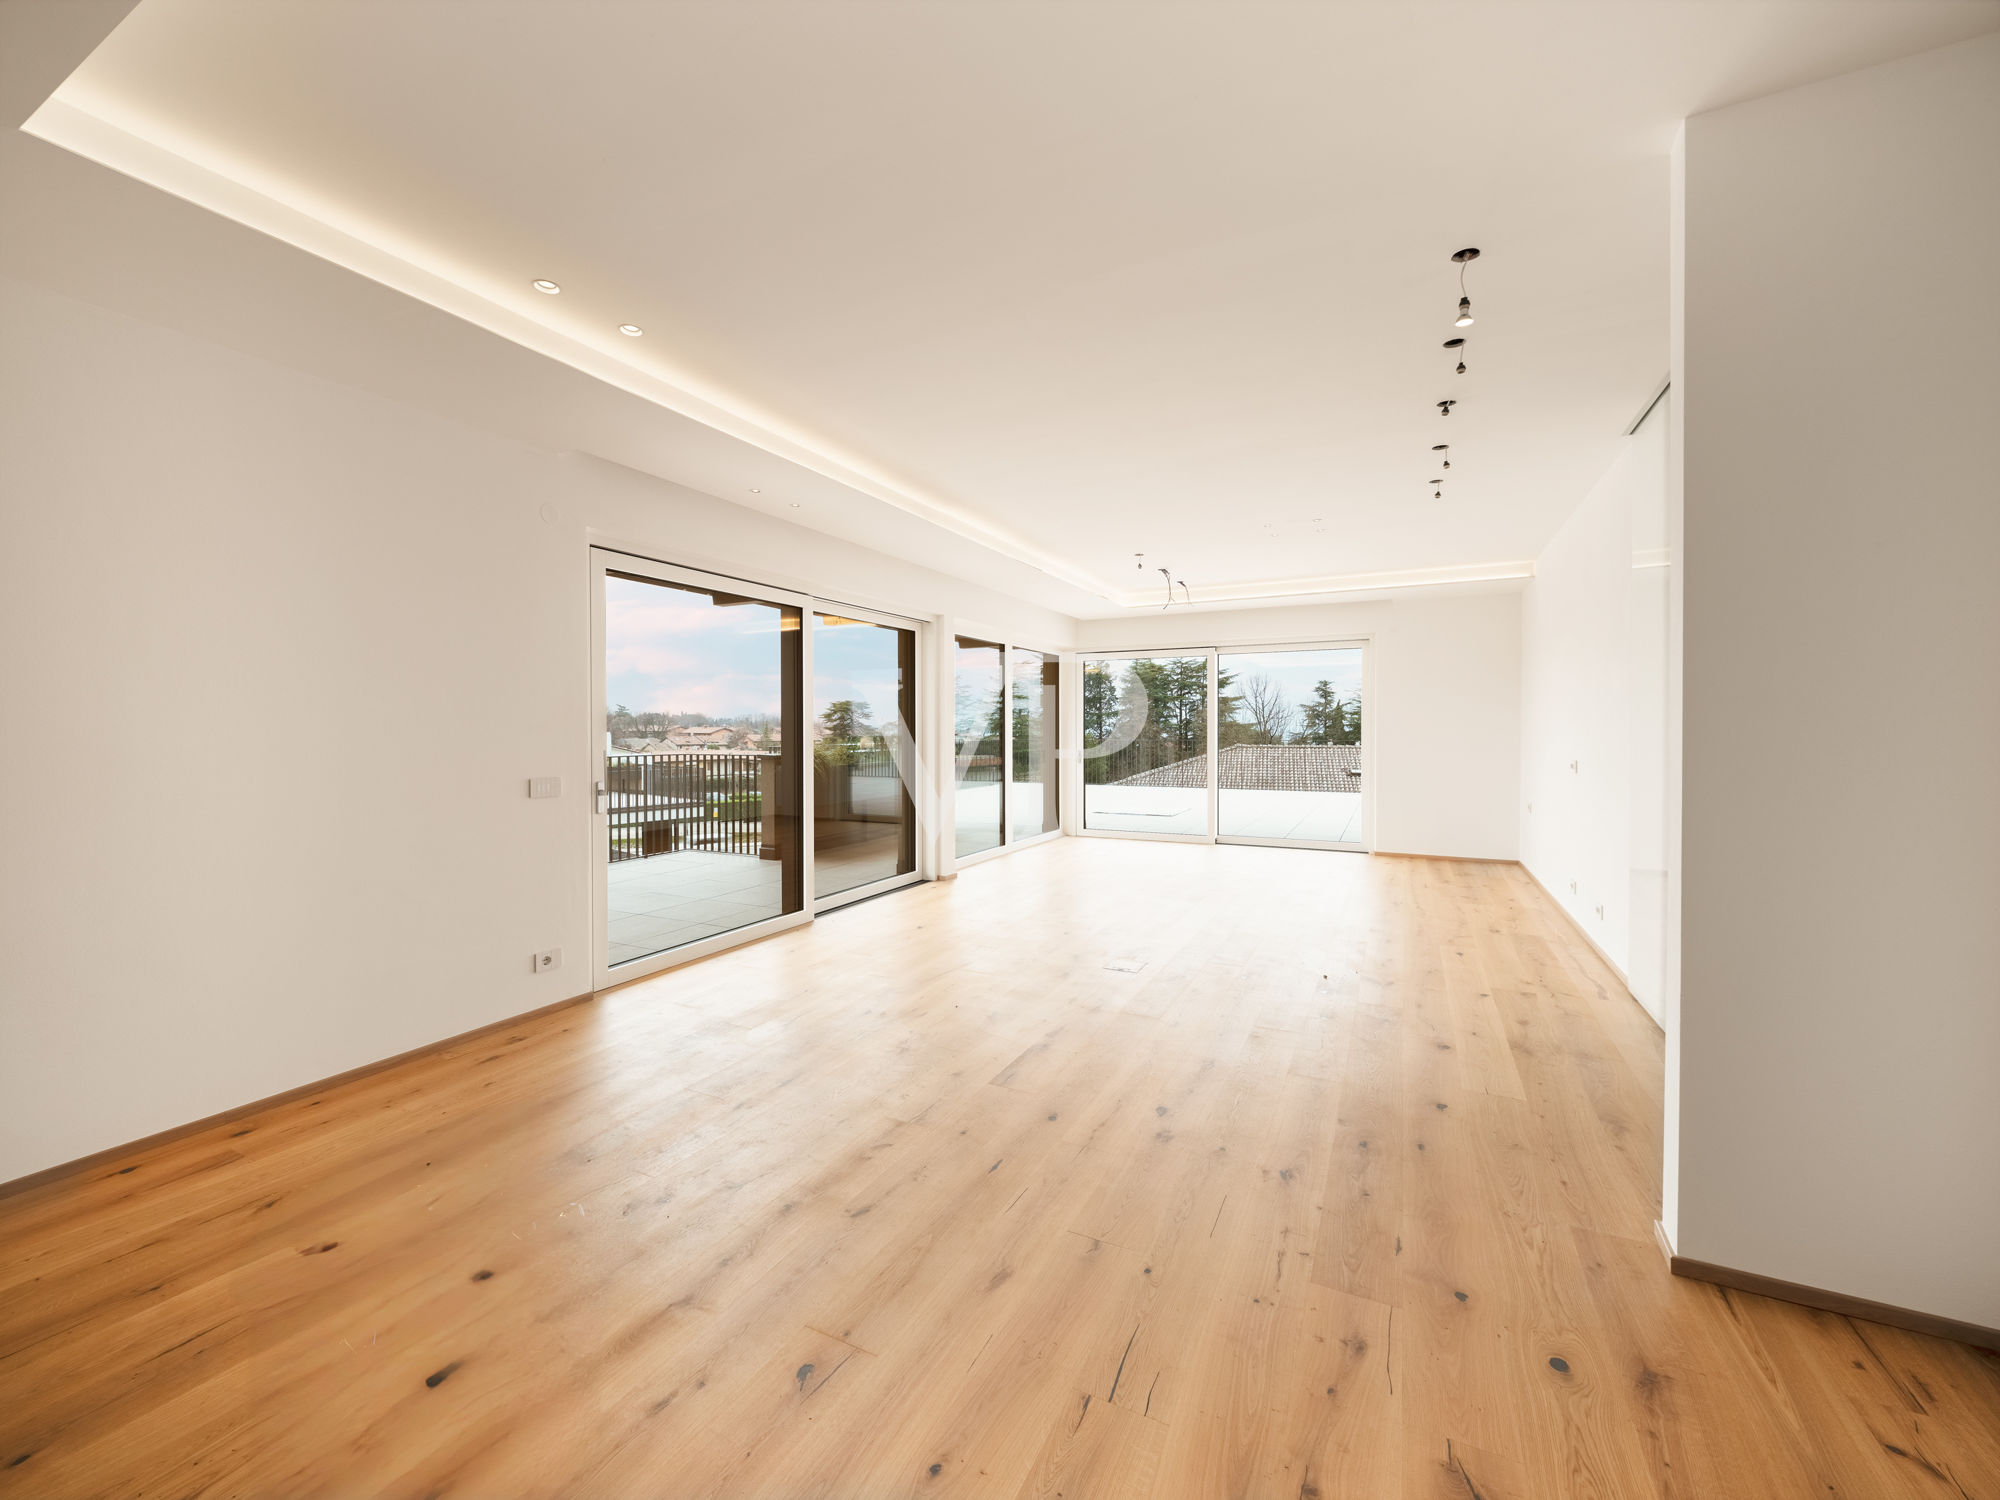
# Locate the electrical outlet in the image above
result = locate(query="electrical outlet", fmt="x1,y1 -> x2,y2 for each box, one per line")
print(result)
528,777 -> 562,799
532,948 -> 562,973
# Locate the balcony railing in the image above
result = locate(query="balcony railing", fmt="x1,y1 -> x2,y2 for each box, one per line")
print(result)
607,751 -> 773,862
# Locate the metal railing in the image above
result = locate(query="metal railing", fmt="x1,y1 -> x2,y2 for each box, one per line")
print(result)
607,751 -> 772,862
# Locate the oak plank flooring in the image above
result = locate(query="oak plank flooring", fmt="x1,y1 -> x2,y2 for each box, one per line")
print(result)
2,839 -> 1996,1498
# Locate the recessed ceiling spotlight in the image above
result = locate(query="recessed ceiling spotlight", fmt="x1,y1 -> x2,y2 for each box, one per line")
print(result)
531,278 -> 561,294
618,324 -> 643,337
790,502 -> 802,508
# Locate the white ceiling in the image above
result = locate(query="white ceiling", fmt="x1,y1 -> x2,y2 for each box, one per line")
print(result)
28,0 -> 2000,613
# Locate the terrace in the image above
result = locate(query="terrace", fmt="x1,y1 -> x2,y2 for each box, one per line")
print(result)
606,748 -> 908,963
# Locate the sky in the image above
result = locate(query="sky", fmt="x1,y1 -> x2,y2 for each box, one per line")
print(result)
605,575 -> 790,719
814,616 -> 906,736
1219,647 -> 1362,715
605,575 -> 907,731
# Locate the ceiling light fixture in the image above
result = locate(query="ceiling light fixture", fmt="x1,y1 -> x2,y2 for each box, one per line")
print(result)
749,487 -> 761,493
618,324 -> 643,337
531,278 -> 561,294
1434,442 -> 1451,470
1437,399 -> 1456,417
1445,336 -> 1467,375
1451,247 -> 1479,327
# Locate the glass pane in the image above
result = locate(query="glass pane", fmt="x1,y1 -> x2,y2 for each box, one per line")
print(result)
953,637 -> 1004,856
1081,655 -> 1210,835
1216,646 -> 1363,844
813,613 -> 916,899
1010,649 -> 1059,842
603,572 -> 801,966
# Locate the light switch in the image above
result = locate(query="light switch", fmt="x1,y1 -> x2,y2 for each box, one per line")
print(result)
528,777 -> 562,799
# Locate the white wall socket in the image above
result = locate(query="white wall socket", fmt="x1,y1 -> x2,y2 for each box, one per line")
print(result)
532,948 -> 562,973
528,777 -> 562,799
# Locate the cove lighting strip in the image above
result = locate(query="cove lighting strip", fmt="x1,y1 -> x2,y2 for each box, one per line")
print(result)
25,89 -> 1535,613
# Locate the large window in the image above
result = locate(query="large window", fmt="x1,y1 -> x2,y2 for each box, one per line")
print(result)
1216,646 -> 1363,845
600,567 -> 803,972
955,638 -> 1062,859
1081,654 -> 1211,835
813,612 -> 918,902
1082,642 -> 1366,850
953,637 -> 1005,857
1010,649 -> 1060,842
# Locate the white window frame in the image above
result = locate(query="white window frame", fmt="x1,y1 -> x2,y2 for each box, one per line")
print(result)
589,547 -> 939,990
1073,636 -> 1374,854
808,597 -> 929,914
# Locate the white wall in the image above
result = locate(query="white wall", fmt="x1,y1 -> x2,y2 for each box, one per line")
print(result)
1677,33 -> 2000,1329
0,271 -> 1070,1183
1518,398 -> 1670,1018
1075,590 -> 1522,861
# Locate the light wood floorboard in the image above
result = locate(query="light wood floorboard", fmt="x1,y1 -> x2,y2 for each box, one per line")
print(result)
2,839 -> 1995,1497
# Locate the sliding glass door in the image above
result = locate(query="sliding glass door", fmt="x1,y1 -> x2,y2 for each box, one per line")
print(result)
1010,649 -> 1060,842
1080,642 -> 1367,850
953,637 -> 1005,857
595,553 -> 804,982
1081,654 -> 1213,836
1216,645 -> 1365,848
812,608 -> 919,907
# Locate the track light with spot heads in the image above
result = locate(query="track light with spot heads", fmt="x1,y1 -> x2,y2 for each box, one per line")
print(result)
1451,247 -> 1479,327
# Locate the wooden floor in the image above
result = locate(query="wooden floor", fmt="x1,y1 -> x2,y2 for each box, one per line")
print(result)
3,840 -> 1996,1498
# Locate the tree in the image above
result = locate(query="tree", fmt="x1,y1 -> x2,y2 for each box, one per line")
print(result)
820,698 -> 872,742
1296,680 -> 1360,745
1082,662 -> 1120,747
1233,674 -> 1293,745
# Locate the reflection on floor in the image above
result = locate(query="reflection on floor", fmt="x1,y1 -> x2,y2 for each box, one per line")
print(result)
1083,786 -> 1363,842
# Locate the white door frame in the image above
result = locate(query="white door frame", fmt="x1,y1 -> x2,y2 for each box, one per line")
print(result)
589,548 -> 813,990
808,597 -> 928,914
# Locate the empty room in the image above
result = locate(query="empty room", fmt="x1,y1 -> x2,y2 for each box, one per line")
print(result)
2,1 -> 1997,1495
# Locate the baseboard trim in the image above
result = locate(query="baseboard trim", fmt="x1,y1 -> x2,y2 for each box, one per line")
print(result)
0,989 -> 597,1203
1653,1218 -> 1675,1268
1517,859 -> 1642,995
1670,1253 -> 2000,1351
1371,850 -> 1519,864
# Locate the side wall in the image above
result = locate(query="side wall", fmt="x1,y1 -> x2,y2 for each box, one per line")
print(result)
1677,34 -> 2000,1329
1518,399 -> 1670,1018
1075,591 -> 1523,862
0,272 -> 1071,1183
